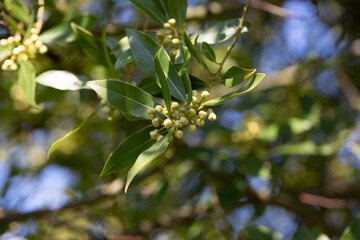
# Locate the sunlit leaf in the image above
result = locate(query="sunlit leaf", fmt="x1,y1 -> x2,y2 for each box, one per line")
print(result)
87,80 -> 160,120
18,61 -> 38,108
129,0 -> 167,25
125,134 -> 171,193
114,49 -> 134,70
0,45 -> 14,62
154,48 -> 172,111
194,19 -> 252,44
101,125 -> 157,176
201,42 -> 216,62
221,66 -> 256,88
36,71 -> 90,90
47,109 -> 98,158
40,15 -> 98,43
4,0 -> 30,24
205,73 -> 265,106
138,77 -> 161,95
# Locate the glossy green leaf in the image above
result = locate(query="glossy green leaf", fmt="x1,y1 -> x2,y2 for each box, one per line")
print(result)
201,42 -> 216,62
221,66 -> 256,88
114,49 -> 134,70
138,77 -> 161,95
2,14 -> 26,35
71,23 -> 108,66
36,70 -> 90,90
102,25 -> 116,78
18,61 -> 38,108
154,49 -> 172,111
0,45 -> 14,62
194,19 -> 252,44
47,109 -> 98,158
87,80 -> 160,120
129,0 -> 167,25
4,0 -> 30,24
341,216 -> 360,240
163,0 -> 187,28
125,134 -> 171,193
189,75 -> 209,89
40,15 -> 98,43
181,69 -> 193,108
183,31 -> 201,64
112,36 -> 131,58
126,29 -> 161,82
204,73 -> 265,106
101,125 -> 157,176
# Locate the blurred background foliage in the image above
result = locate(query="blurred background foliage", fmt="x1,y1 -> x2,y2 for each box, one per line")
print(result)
1,0 -> 360,239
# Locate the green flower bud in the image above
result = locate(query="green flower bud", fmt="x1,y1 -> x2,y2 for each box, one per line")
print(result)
180,116 -> 188,125
163,23 -> 171,29
199,110 -> 207,120
201,90 -> 210,99
164,119 -> 173,128
208,112 -> 217,121
168,18 -> 176,26
155,105 -> 163,112
174,130 -> 183,139
188,125 -> 196,133
188,108 -> 196,117
152,117 -> 161,127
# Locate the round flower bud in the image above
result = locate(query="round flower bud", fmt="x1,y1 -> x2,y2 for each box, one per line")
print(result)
174,120 -> 182,128
174,130 -> 183,139
107,116 -> 113,121
207,108 -> 214,114
172,110 -> 180,120
155,105 -> 163,112
199,110 -> 207,120
152,117 -> 161,128
18,53 -> 29,61
14,35 -> 21,42
157,30 -> 165,40
30,28 -> 38,34
188,124 -> 197,133
163,23 -> 171,29
12,47 -> 20,55
9,63 -> 18,71
102,106 -> 111,115
163,36 -> 172,46
150,130 -> 159,139
7,36 -> 14,44
164,119 -> 173,128
101,99 -> 108,106
18,45 -> 26,52
171,102 -> 180,110
39,45 -> 48,54
168,18 -> 176,26
188,108 -> 196,117
24,39 -> 32,46
201,91 -> 210,99
162,108 -> 169,115
172,38 -> 181,46
30,34 -> 39,41
192,96 -> 197,103
168,126 -> 175,133
147,108 -> 155,115
170,48 -> 177,58
208,112 -> 217,121
198,119 -> 205,126
180,116 -> 188,125
0,39 -> 8,46
192,90 -> 198,97
112,109 -> 121,117
157,135 -> 164,141
179,107 -> 185,112
35,40 -> 43,48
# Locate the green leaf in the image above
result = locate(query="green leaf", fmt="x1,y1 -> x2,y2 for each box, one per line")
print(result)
125,134 -> 171,193
194,19 -> 252,44
40,15 -> 98,43
129,0 -> 167,25
2,14 -> 26,35
18,61 -> 38,108
36,70 -> 90,90
138,77 -> 161,95
102,25 -> 116,78
0,45 -> 14,62
47,109 -> 98,158
163,0 -> 187,28
201,42 -> 216,62
204,73 -> 265,106
189,75 -> 209,89
341,216 -> 360,240
4,0 -> 30,24
101,125 -> 157,176
87,80 -> 160,120
154,49 -> 172,111
126,29 -> 161,82
181,69 -> 193,108
112,36 -> 131,58
114,49 -> 134,70
221,66 -> 256,88
183,30 -> 201,64
71,23 -> 109,67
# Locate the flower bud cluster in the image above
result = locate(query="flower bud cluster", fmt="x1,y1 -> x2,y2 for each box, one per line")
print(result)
100,99 -> 121,121
156,18 -> 182,58
1,28 -> 48,71
148,90 -> 216,141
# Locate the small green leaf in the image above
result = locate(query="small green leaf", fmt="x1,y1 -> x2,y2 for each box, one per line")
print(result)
87,80 -> 160,120
47,109 -> 98,158
183,31 -> 201,64
126,29 -> 161,82
102,25 -> 116,78
40,15 -> 98,43
71,23 -> 109,67
4,0 -> 30,24
101,125 -> 157,176
204,73 -> 265,106
112,36 -> 131,58
221,66 -> 256,88
341,216 -> 360,240
163,0 -> 187,28
2,14 -> 26,35
36,70 -> 90,90
137,77 -> 161,95
181,69 -> 193,108
201,42 -> 216,62
114,49 -> 134,70
125,134 -> 171,193
154,49 -> 172,111
194,19 -> 252,44
18,61 -> 38,108
129,0 -> 167,25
